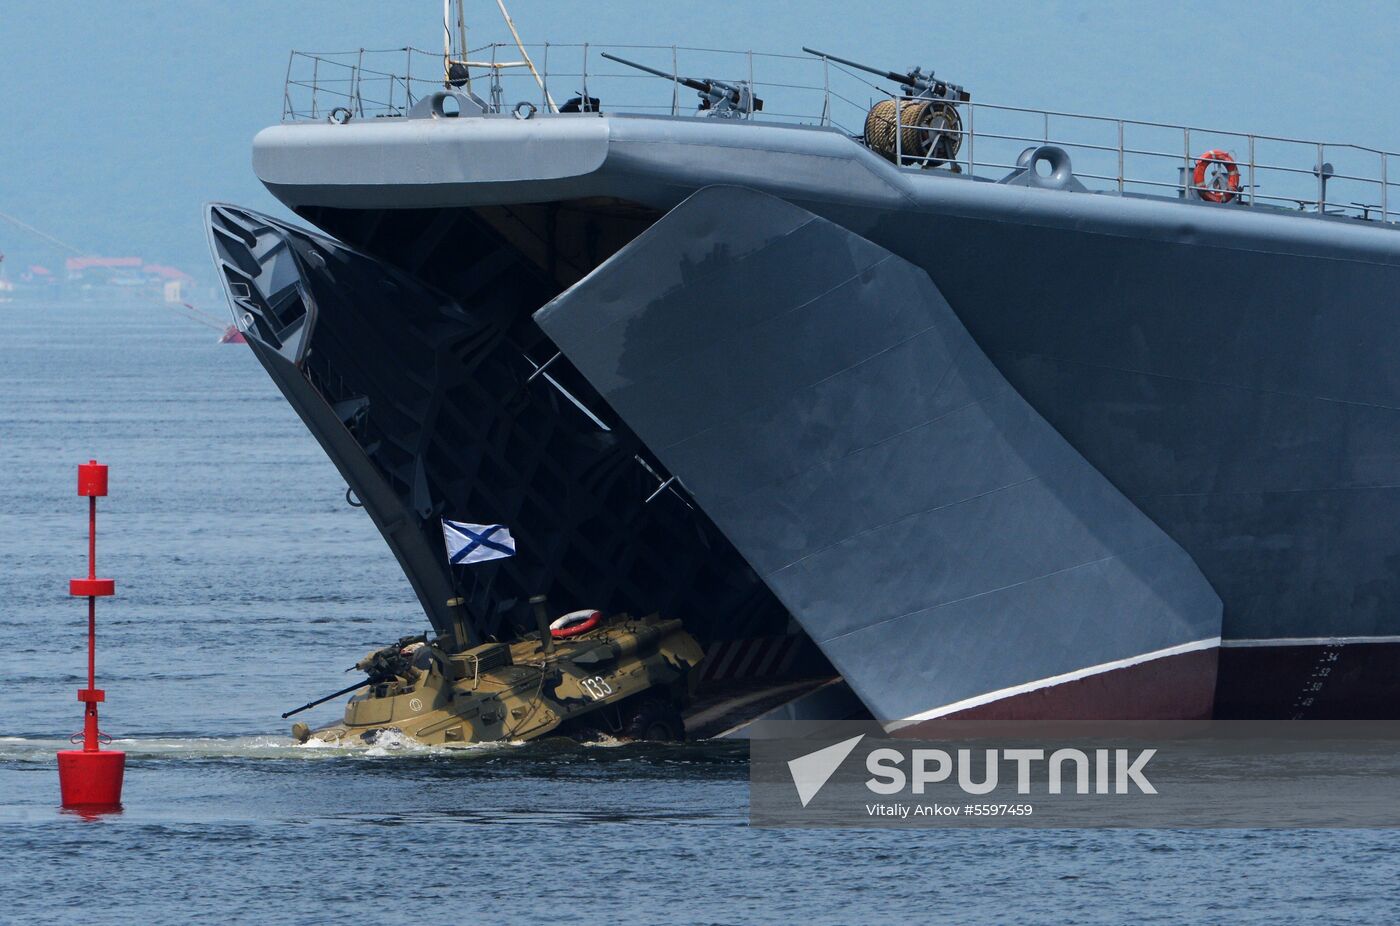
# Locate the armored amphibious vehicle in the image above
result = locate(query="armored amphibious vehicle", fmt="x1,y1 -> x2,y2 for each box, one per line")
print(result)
290,600 -> 703,746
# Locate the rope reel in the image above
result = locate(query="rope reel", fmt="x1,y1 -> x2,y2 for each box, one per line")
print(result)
864,98 -> 963,168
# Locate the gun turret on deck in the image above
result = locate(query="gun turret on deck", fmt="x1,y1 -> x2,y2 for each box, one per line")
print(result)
601,52 -> 763,118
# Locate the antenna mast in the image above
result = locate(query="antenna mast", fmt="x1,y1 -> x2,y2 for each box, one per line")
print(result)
442,0 -> 470,89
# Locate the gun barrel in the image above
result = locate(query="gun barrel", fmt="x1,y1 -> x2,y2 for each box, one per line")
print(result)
801,47 -> 906,86
281,680 -> 369,719
600,52 -> 712,95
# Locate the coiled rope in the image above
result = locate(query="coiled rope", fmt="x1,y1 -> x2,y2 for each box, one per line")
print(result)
864,98 -> 963,168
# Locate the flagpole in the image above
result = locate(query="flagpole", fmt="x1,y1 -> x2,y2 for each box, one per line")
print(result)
481,564 -> 501,619
466,567 -> 480,616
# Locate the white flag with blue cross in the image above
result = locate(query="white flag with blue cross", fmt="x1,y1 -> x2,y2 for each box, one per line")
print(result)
441,519 -> 516,565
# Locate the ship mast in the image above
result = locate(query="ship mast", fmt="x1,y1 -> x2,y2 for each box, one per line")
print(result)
442,0 -> 468,89
441,0 -> 557,113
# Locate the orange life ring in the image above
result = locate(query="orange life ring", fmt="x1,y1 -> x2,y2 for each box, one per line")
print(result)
550,609 -> 602,639
1192,149 -> 1241,203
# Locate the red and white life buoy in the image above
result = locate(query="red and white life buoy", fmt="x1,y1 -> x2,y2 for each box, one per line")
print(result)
550,609 -> 602,639
1193,149 -> 1241,203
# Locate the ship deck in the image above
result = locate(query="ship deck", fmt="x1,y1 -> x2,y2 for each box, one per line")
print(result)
271,42 -> 1400,227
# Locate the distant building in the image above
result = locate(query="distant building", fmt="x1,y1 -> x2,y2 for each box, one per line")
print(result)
65,256 -> 144,289
61,256 -> 195,301
142,263 -> 195,302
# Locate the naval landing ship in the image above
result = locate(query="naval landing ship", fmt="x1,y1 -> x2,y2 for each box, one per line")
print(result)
208,24 -> 1400,735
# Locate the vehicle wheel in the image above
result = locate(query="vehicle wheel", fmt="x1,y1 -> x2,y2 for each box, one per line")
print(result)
621,697 -> 685,742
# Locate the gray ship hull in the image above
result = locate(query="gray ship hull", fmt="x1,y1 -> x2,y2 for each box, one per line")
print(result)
215,109 -> 1400,721
535,185 -> 1222,729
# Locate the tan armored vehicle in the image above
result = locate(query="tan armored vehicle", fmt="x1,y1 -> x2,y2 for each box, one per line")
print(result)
289,597 -> 704,747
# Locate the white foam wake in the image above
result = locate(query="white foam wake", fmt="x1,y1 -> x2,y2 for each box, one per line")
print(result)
0,733 -> 514,762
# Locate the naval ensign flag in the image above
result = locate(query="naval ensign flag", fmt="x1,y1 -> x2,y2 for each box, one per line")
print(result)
441,519 -> 516,565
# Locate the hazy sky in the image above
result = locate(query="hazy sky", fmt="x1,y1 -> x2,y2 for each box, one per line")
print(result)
4,0 -> 1399,280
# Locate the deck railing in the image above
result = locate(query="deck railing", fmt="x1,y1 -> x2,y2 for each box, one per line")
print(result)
281,44 -> 1398,224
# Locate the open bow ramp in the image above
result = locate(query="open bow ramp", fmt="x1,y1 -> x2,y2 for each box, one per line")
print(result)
207,201 -> 856,736
536,186 -> 1223,729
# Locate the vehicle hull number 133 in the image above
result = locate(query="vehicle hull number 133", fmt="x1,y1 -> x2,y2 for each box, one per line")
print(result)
580,676 -> 613,701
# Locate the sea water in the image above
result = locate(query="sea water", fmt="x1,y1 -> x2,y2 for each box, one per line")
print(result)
2,301 -> 1397,925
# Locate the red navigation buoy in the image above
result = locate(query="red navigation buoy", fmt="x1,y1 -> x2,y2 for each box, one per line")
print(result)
57,459 -> 125,810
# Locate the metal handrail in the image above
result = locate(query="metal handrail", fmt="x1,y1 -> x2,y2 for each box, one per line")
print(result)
279,44 -> 1398,226
887,95 -> 1396,223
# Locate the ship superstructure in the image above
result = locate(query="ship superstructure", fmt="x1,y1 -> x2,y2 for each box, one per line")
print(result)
209,20 -> 1400,730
